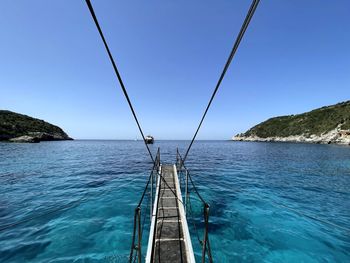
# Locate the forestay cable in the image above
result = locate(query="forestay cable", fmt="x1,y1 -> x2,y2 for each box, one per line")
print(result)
181,0 -> 260,166
85,0 -> 154,163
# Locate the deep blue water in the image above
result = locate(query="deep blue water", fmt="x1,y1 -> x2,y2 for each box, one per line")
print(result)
0,140 -> 349,262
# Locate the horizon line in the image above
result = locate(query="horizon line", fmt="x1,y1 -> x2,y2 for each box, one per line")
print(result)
69,139 -> 233,141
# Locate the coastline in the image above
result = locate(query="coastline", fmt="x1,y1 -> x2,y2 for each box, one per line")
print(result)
232,128 -> 350,146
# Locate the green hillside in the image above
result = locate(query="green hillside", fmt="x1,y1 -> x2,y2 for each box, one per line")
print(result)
241,101 -> 350,138
0,110 -> 72,141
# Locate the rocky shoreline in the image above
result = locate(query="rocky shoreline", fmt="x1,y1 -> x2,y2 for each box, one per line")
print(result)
232,127 -> 350,146
8,132 -> 73,143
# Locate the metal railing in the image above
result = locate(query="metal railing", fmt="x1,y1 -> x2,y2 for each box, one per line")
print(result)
129,148 -> 212,263
129,148 -> 160,263
176,149 -> 213,263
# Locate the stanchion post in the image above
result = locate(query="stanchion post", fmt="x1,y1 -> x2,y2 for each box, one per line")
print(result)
129,208 -> 138,263
201,203 -> 210,263
185,170 -> 188,213
151,170 -> 153,219
137,207 -> 142,263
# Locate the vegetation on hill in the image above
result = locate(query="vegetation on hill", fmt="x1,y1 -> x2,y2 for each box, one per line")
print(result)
0,110 -> 72,141
241,101 -> 350,138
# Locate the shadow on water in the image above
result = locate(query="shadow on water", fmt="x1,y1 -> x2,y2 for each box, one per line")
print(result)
1,240 -> 51,261
86,180 -> 107,188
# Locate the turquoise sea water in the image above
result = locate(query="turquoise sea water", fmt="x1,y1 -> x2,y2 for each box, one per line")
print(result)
0,140 -> 349,262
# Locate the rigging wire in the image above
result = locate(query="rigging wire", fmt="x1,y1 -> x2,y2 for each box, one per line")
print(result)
85,0 -> 154,163
181,0 -> 260,167
1,0 -> 158,235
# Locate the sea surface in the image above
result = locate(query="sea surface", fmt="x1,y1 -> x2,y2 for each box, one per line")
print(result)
0,140 -> 349,262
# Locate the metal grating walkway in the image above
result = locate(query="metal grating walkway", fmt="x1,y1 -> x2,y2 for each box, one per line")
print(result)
146,165 -> 195,263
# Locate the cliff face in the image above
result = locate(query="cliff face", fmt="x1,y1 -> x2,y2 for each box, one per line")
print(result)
0,110 -> 72,142
233,101 -> 350,145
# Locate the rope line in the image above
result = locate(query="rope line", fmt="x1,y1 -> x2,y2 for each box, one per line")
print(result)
181,0 -> 260,167
136,148 -> 160,207
129,149 -> 160,262
177,150 -> 206,204
85,0 -> 154,163
188,191 -> 203,245
176,149 -> 213,262
140,190 -> 151,237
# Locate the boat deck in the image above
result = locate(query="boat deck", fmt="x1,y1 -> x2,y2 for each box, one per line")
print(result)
146,165 -> 194,263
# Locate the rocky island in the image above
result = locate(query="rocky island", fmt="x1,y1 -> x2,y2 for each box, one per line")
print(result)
233,101 -> 350,145
0,110 -> 73,143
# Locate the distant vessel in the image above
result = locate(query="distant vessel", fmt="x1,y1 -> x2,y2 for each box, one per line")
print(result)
145,135 -> 154,144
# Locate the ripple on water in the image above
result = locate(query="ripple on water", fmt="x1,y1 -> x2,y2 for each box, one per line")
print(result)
0,140 -> 349,262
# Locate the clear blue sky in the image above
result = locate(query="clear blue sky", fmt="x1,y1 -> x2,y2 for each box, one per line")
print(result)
1,1 -> 349,140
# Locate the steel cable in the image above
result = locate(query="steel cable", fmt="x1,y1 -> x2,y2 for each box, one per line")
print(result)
85,0 -> 154,163
181,0 -> 260,167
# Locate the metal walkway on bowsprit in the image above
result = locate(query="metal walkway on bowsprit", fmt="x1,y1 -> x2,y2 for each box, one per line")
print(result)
129,149 -> 212,263
147,164 -> 194,263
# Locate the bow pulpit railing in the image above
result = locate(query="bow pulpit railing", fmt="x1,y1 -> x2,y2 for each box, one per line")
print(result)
176,149 -> 213,263
129,148 -> 160,263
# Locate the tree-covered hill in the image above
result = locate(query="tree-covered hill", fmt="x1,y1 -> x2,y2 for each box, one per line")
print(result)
233,101 -> 350,146
0,110 -> 72,142
239,101 -> 350,138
